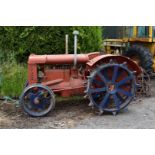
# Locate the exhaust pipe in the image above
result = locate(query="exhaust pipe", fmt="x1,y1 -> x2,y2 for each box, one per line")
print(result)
65,34 -> 69,54
73,30 -> 79,68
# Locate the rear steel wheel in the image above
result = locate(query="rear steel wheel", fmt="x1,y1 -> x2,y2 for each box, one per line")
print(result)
87,62 -> 137,114
20,84 -> 55,117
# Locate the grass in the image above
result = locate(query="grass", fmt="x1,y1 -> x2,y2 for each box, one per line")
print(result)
0,60 -> 27,98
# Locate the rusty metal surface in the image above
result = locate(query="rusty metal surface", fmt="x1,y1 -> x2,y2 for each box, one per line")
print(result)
129,38 -> 152,42
104,39 -> 128,42
27,52 -> 142,98
136,69 -> 151,97
28,54 -> 89,64
86,54 -> 142,76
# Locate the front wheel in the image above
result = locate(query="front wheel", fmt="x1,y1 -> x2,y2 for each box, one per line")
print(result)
20,84 -> 55,117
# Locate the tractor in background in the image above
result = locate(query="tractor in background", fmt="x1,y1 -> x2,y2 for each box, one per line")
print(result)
103,26 -> 154,74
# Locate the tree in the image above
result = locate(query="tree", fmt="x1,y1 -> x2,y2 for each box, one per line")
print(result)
0,26 -> 103,62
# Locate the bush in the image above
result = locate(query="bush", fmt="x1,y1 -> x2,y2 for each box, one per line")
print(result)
73,26 -> 103,52
0,26 -> 103,62
0,59 -> 27,97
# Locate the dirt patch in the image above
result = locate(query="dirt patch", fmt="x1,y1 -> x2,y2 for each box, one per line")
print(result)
0,81 -> 155,129
0,97 -> 94,129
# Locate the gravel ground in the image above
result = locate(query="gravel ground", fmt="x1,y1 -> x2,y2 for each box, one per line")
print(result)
0,81 -> 155,129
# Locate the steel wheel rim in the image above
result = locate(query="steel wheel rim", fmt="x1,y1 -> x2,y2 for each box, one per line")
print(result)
20,84 -> 55,117
87,63 -> 136,112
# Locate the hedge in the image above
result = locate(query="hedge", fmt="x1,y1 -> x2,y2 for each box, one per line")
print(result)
0,26 -> 103,63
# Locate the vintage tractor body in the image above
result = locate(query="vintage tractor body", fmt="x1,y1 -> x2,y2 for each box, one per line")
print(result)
20,31 -> 142,117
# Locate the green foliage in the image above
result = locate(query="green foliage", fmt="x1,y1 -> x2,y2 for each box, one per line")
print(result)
0,60 -> 27,97
0,26 -> 103,62
72,26 -> 103,52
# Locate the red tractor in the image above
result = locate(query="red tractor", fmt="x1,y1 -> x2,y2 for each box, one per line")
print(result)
20,31 -> 144,117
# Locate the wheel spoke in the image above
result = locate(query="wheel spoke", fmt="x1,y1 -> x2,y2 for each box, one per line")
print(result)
117,92 -> 125,102
103,70 -> 110,82
26,92 -> 33,99
93,94 -> 100,101
99,93 -> 109,108
117,75 -> 132,87
116,69 -> 124,79
112,94 -> 120,110
27,93 -> 36,103
98,71 -> 107,83
89,87 -> 106,93
117,88 -> 132,97
26,90 -> 47,108
112,66 -> 118,82
122,83 -> 131,87
92,79 -> 104,86
37,91 -> 44,97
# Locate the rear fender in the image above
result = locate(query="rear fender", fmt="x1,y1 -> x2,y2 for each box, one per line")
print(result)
86,54 -> 142,76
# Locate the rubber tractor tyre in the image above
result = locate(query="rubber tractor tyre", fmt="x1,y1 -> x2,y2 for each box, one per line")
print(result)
123,45 -> 153,74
